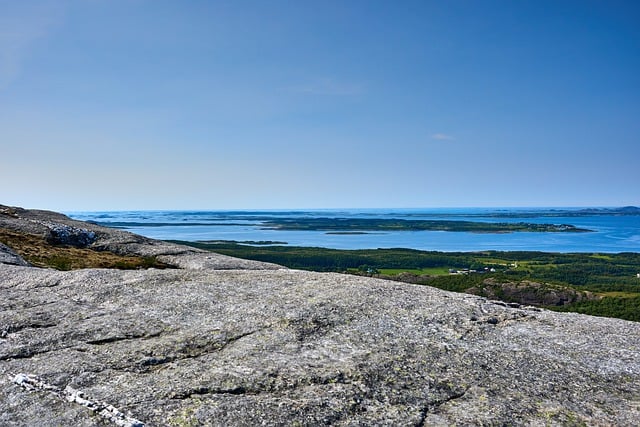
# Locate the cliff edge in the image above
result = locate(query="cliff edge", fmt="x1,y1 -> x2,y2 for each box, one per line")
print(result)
1,205 -> 639,426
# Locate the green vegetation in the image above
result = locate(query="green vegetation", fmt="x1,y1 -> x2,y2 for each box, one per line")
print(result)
259,218 -> 591,233
170,241 -> 484,272
549,295 -> 640,321
172,241 -> 640,322
377,267 -> 451,276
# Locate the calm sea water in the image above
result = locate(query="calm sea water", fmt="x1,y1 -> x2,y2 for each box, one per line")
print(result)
66,208 -> 640,253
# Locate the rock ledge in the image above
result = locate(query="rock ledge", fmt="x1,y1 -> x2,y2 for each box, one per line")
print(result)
1,205 -> 639,426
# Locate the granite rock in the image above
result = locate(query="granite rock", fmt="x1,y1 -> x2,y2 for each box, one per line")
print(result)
1,205 -> 639,426
0,243 -> 30,267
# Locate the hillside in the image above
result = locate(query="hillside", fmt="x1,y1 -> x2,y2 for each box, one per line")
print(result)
1,204 -> 639,426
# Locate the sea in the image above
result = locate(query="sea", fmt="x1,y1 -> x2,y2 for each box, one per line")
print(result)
66,208 -> 640,253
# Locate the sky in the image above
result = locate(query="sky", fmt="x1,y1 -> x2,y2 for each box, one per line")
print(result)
1,0 -> 639,211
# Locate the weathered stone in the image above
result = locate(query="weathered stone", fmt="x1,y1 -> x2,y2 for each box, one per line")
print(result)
0,243 -> 30,267
43,223 -> 96,248
1,205 -> 639,426
467,278 -> 598,306
0,204 -> 279,271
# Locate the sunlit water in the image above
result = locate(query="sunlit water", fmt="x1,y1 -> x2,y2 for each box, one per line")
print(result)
67,208 -> 640,253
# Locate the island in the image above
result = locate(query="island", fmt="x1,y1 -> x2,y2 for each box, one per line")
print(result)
259,217 -> 592,233
2,204 -> 639,426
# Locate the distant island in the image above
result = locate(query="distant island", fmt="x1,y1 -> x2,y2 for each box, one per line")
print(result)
3,203 -> 640,425
260,218 -> 592,233
553,206 -> 640,215
409,206 -> 640,219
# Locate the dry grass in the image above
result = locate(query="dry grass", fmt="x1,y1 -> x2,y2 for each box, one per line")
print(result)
0,228 -> 171,270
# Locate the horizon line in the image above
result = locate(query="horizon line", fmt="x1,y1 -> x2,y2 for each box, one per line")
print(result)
60,205 -> 640,213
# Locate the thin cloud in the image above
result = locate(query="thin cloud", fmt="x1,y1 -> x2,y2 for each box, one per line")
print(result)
431,133 -> 455,141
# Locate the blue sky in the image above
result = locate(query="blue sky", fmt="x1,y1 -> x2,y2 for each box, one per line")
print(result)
1,0 -> 638,210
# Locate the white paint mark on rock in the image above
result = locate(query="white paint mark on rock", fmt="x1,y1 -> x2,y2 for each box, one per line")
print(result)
11,373 -> 145,427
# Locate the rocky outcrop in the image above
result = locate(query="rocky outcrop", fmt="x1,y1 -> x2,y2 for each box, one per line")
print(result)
380,273 -> 598,308
0,204 -> 279,271
1,205 -> 639,426
466,278 -> 598,306
0,243 -> 30,267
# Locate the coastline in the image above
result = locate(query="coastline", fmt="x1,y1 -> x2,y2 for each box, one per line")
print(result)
67,208 -> 640,253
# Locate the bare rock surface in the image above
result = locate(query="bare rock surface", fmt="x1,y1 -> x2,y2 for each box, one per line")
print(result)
1,205 -> 640,426
0,243 -> 30,267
